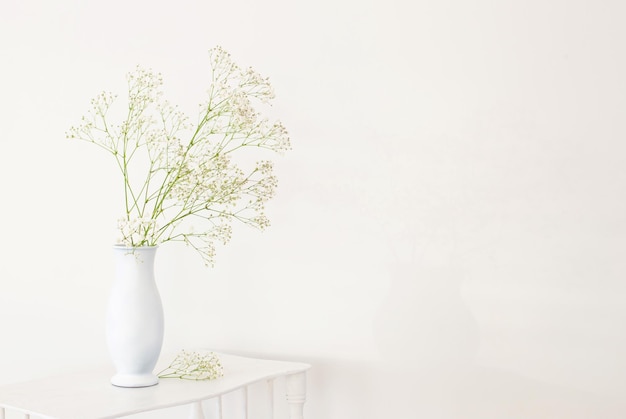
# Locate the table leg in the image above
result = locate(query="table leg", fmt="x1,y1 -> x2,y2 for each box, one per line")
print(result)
189,401 -> 205,419
243,385 -> 249,419
267,379 -> 275,419
286,372 -> 306,419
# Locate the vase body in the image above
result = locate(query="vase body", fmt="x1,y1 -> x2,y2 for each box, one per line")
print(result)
106,246 -> 164,387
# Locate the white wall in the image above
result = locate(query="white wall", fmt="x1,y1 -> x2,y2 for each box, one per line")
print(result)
1,0 -> 626,417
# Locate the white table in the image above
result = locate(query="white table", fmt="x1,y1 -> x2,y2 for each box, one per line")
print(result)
0,353 -> 310,419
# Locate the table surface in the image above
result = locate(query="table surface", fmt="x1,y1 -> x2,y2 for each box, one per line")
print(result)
0,353 -> 310,419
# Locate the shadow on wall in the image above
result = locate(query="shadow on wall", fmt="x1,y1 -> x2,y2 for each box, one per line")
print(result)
373,258 -> 480,368
362,244 -> 626,418
304,357 -> 626,419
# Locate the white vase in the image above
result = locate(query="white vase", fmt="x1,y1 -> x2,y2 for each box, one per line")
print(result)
106,245 -> 164,387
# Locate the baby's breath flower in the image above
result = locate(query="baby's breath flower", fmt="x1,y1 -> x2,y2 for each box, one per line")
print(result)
157,350 -> 224,381
256,160 -> 273,175
67,46 -> 290,267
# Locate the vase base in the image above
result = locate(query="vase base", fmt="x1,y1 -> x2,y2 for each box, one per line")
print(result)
111,373 -> 159,388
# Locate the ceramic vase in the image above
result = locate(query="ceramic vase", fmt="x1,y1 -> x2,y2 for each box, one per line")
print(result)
106,245 -> 164,387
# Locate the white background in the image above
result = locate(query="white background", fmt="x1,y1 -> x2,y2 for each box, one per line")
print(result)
1,0 -> 626,418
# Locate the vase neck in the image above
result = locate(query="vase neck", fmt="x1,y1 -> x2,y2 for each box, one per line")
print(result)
113,247 -> 158,281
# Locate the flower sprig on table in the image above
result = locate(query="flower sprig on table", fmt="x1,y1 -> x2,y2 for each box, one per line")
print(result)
157,350 -> 224,380
67,46 -> 290,266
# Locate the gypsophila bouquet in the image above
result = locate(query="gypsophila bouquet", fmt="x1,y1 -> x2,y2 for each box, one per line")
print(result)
157,350 -> 224,380
67,47 -> 290,266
